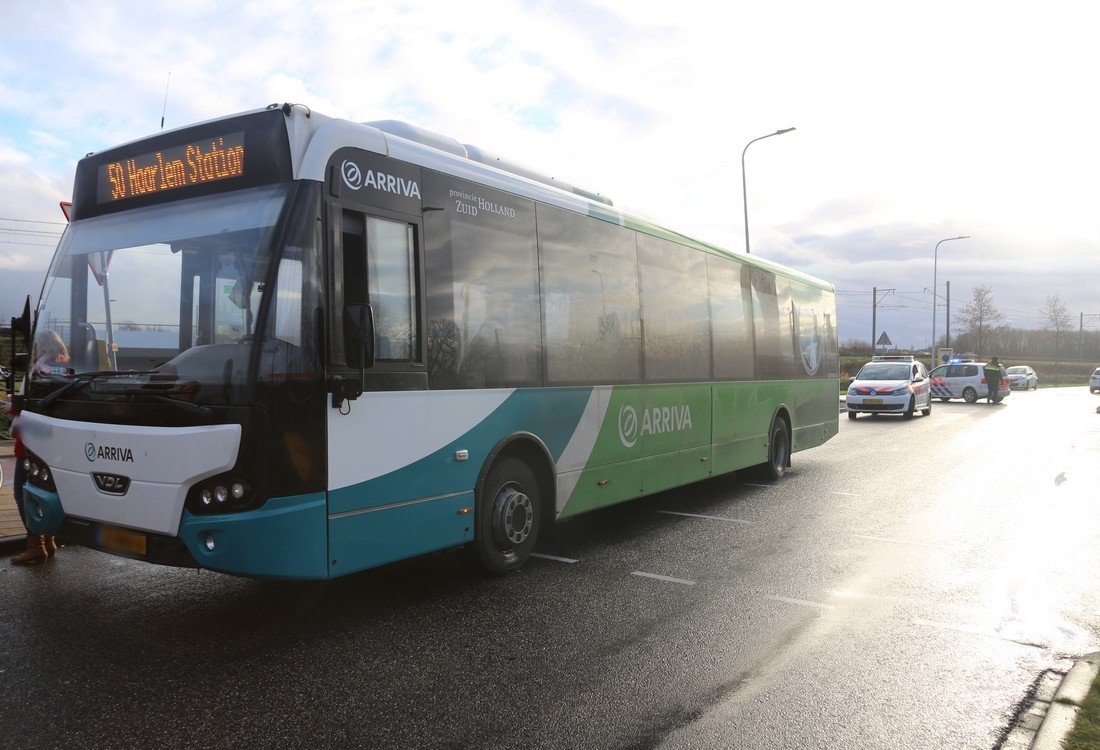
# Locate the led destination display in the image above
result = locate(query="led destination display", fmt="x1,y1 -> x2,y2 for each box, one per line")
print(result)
97,132 -> 246,203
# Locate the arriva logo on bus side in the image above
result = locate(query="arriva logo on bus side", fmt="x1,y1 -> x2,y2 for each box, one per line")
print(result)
340,159 -> 421,199
617,404 -> 694,448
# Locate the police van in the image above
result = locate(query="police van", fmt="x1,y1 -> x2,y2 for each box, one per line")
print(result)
846,355 -> 932,420
928,360 -> 1011,403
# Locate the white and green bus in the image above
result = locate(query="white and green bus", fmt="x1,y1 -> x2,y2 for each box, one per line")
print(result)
18,104 -> 838,579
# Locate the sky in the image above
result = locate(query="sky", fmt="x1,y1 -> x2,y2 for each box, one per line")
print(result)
2,0 -> 1099,350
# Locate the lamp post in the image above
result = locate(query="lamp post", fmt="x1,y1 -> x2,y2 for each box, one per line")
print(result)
742,127 -> 796,254
931,235 -> 969,367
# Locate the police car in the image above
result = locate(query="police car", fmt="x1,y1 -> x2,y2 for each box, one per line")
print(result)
928,360 -> 1011,403
846,355 -> 932,420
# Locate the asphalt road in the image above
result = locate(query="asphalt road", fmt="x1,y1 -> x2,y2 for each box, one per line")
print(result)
2,388 -> 1098,749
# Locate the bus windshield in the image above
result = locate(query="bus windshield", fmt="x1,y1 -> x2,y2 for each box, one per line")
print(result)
30,183 -> 302,394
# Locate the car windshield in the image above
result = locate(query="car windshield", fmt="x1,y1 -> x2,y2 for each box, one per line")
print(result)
855,363 -> 910,380
1007,367 -> 1027,374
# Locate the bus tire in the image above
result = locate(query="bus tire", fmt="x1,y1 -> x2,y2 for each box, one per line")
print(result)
755,417 -> 790,481
467,458 -> 541,575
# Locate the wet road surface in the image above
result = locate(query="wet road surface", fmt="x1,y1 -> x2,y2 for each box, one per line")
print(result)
1,387 -> 1098,749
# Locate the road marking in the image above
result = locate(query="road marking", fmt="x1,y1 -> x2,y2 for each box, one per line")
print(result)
914,619 -> 1046,649
853,534 -> 959,551
659,511 -> 754,524
768,595 -> 834,610
632,571 -> 696,586
830,491 -> 860,497
742,483 -> 776,489
530,553 -> 579,564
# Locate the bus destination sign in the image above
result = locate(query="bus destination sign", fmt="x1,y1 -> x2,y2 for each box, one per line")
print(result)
97,132 -> 246,204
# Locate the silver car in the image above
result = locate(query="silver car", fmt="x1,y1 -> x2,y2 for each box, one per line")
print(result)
1090,367 -> 1100,394
1006,365 -> 1037,390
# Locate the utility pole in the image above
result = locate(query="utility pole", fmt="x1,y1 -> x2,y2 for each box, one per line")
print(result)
945,281 -> 951,350
1081,313 -> 1100,358
872,287 -> 895,353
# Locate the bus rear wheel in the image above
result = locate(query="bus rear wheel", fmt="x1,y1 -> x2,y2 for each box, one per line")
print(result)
468,458 -> 541,575
755,418 -> 790,481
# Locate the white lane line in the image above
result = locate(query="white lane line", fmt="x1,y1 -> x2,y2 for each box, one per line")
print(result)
530,553 -> 579,564
659,511 -> 754,525
830,491 -> 860,497
742,483 -> 776,489
914,619 -> 1047,649
632,571 -> 696,586
768,595 -> 834,610
853,534 -> 959,551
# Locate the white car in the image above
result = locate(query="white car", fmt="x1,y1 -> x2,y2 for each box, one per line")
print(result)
846,356 -> 932,420
929,361 -> 1011,403
1090,367 -> 1100,393
1006,365 -> 1038,390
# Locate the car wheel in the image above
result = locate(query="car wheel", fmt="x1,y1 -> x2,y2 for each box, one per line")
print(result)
904,396 -> 915,420
466,458 -> 541,575
963,387 -> 978,403
848,409 -> 857,420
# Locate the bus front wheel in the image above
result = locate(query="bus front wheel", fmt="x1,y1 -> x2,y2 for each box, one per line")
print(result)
468,458 -> 541,575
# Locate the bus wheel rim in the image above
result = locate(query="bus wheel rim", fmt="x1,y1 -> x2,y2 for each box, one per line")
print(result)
491,486 -> 533,548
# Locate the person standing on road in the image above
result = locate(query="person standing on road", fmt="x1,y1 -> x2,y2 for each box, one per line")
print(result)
985,357 -> 1004,404
2,394 -> 59,565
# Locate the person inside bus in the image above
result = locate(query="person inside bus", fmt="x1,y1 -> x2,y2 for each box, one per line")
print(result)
32,329 -> 71,376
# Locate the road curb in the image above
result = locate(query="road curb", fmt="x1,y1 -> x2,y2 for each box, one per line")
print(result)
1031,653 -> 1100,750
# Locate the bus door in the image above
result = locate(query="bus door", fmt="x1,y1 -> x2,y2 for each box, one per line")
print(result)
324,203 -> 432,572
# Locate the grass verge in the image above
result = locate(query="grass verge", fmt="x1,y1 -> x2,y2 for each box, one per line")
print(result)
1065,663 -> 1100,750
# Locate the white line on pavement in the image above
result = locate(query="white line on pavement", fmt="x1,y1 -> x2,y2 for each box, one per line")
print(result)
914,619 -> 1047,649
659,511 -> 754,524
853,534 -> 959,551
768,595 -> 834,610
631,571 -> 696,586
530,553 -> 579,564
742,483 -> 776,489
830,491 -> 860,496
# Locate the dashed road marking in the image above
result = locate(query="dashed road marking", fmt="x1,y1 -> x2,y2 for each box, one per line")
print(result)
632,571 -> 696,586
530,553 -> 579,564
914,619 -> 1047,649
742,483 -> 776,489
768,595 -> 834,610
659,511 -> 754,524
853,534 -> 959,551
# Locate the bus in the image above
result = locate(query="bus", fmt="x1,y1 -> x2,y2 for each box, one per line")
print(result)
17,104 -> 838,579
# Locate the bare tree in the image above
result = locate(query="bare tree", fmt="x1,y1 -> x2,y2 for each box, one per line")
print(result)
957,285 -> 1004,356
1039,293 -> 1072,383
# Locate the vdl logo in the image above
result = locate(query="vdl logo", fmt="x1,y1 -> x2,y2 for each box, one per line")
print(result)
341,160 -> 363,190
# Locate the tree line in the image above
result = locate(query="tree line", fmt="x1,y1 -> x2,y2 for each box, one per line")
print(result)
844,287 -> 1100,362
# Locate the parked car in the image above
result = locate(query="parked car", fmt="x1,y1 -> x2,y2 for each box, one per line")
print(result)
1006,365 -> 1038,390
929,360 -> 1011,403
1090,367 -> 1100,393
846,355 -> 932,420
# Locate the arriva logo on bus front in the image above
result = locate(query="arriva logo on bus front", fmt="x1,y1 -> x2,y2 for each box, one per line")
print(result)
618,404 -> 693,448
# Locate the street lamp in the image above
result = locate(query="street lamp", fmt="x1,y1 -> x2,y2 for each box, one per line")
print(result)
742,127 -> 796,254
931,235 -> 970,367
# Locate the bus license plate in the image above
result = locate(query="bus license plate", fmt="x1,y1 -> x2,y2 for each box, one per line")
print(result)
864,398 -> 883,405
98,525 -> 147,556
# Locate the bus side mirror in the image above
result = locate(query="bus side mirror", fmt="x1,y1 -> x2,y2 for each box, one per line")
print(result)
331,303 -> 374,410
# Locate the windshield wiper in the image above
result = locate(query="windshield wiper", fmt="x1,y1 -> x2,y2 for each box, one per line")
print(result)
36,370 -> 159,413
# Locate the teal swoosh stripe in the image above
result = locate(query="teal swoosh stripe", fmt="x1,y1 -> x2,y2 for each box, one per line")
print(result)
328,387 -> 593,513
